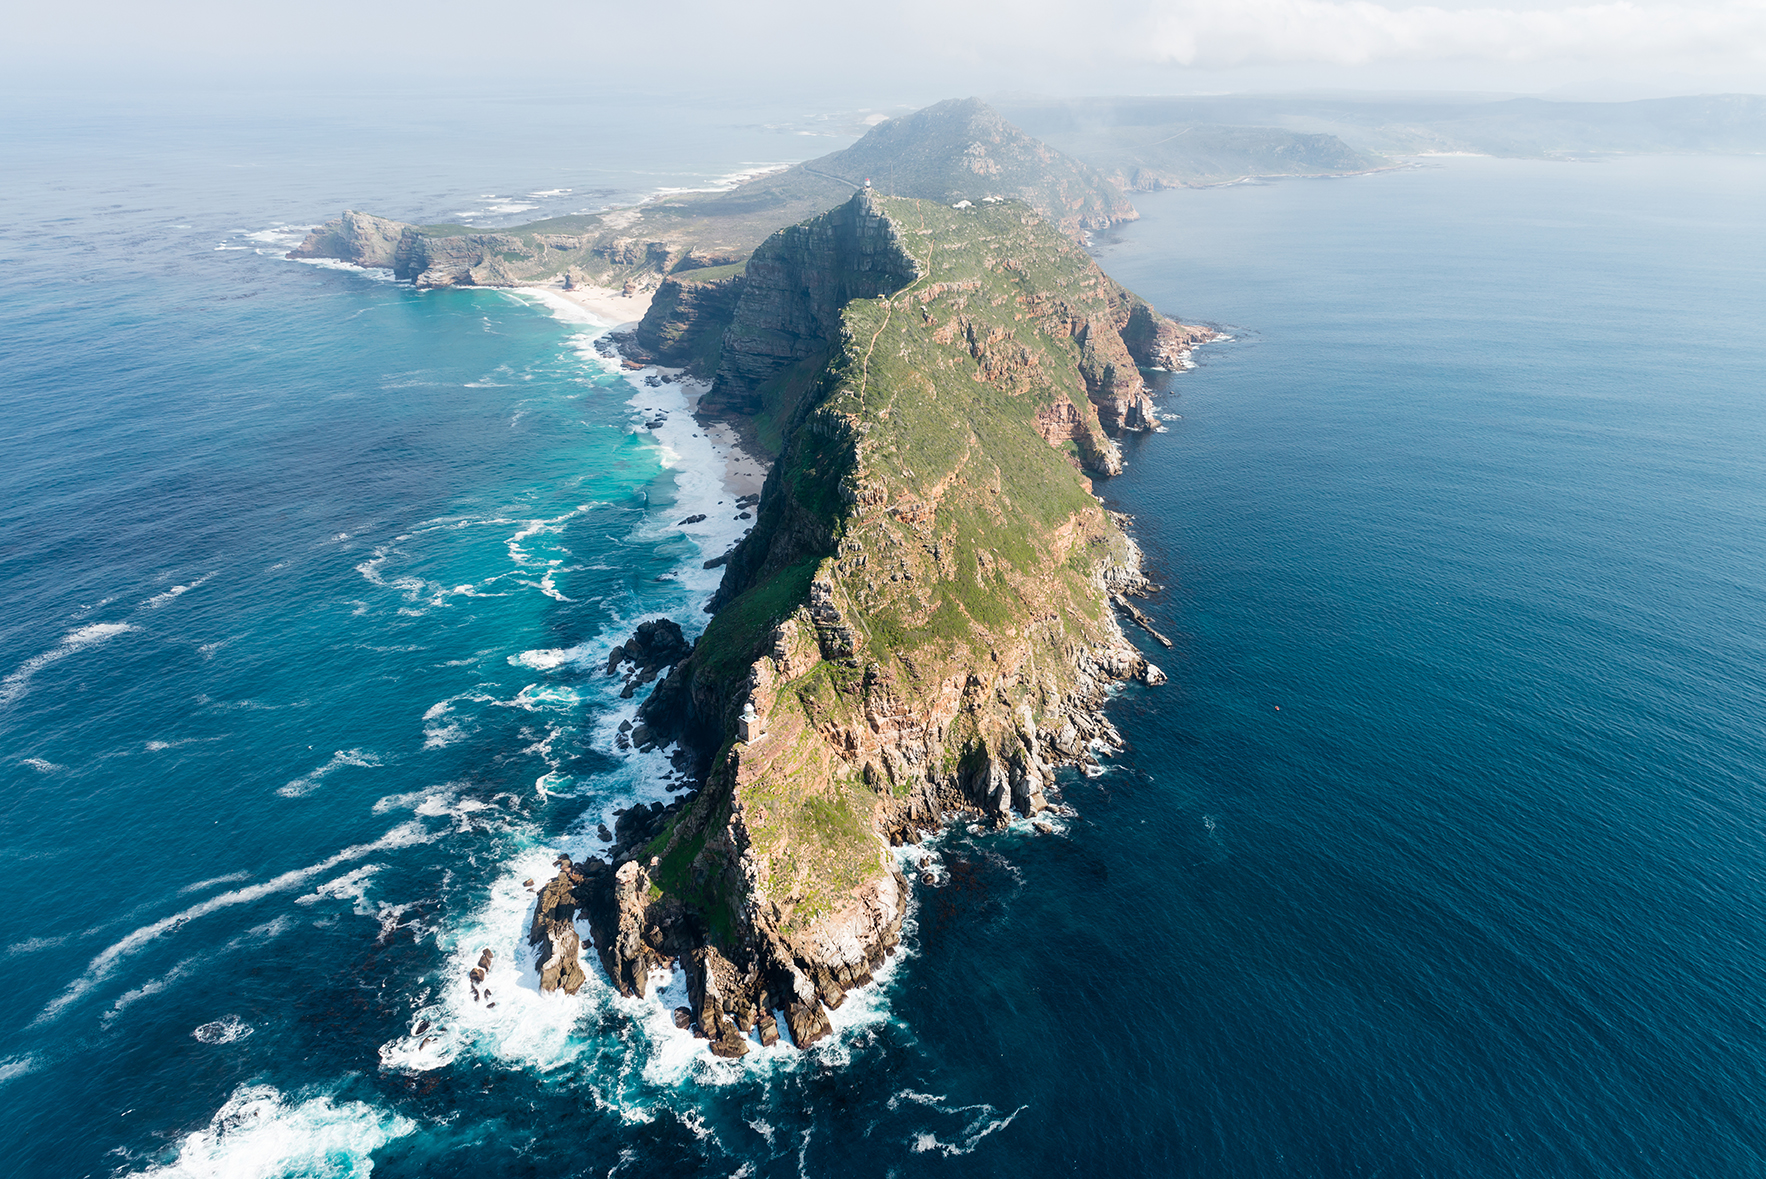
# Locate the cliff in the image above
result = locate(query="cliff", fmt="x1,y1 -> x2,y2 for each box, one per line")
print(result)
612,264 -> 746,376
287,99 -> 1135,295
537,191 -> 1180,1055
691,192 -> 1210,460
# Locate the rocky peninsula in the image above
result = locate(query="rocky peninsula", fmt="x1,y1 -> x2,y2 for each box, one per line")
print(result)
295,101 -> 1214,1056
566,190 -> 1201,1054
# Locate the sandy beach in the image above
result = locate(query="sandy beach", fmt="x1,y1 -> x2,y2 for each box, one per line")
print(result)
525,282 -> 655,328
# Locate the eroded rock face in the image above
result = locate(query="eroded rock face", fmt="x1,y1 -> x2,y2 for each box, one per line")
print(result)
529,860 -> 588,996
1119,293 -> 1219,370
615,271 -> 747,377
700,188 -> 922,426
287,210 -> 415,270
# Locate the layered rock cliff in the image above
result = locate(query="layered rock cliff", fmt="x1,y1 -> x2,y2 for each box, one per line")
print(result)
611,266 -> 746,377
548,191 -> 1183,1055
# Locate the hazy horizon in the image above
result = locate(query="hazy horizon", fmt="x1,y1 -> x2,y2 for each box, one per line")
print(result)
5,0 -> 1764,105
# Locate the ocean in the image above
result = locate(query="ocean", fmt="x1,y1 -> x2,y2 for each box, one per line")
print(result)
3,89 -> 1765,1176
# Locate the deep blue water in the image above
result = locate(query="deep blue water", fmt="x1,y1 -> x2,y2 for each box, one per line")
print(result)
4,90 -> 1765,1177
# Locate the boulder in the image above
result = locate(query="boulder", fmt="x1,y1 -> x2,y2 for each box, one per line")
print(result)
783,998 -> 832,1047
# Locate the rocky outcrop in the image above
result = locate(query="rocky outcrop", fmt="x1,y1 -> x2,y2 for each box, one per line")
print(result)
288,211 -> 552,289
529,856 -> 588,996
579,193 -> 1180,1053
612,269 -> 746,377
287,210 -> 414,270
606,618 -> 692,700
1117,287 -> 1220,369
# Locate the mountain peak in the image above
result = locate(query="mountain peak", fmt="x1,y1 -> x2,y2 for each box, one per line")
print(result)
806,98 -> 1137,236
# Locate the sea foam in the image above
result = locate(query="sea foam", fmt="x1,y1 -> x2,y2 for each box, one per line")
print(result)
0,622 -> 135,708
279,749 -> 382,798
126,1083 -> 416,1178
34,821 -> 433,1025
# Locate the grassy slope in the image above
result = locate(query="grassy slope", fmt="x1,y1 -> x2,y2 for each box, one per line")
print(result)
659,196 -> 1141,938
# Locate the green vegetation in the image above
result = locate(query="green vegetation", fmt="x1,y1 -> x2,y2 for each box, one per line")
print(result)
695,555 -> 820,683
644,788 -> 741,944
672,196 -> 1141,932
673,260 -> 746,283
628,192 -> 1158,951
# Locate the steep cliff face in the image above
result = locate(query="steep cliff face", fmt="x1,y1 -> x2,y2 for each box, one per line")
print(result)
569,193 -> 1175,1055
286,210 -> 414,269
286,210 -> 565,288
612,266 -> 747,376
695,192 -> 924,451
695,190 -> 1173,466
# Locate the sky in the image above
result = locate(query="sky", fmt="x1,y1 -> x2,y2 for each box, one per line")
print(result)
5,0 -> 1763,99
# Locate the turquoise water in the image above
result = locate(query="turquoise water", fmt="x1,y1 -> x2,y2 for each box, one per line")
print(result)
5,93 -> 1766,1176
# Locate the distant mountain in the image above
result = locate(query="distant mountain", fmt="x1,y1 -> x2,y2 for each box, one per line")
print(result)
1038,122 -> 1380,189
793,97 -> 1137,233
289,99 -> 1135,290
1002,93 -> 1766,165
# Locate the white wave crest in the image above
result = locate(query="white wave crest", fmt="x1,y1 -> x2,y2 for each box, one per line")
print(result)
103,919 -> 292,1027
178,872 -> 254,895
495,684 -> 581,713
192,1015 -> 254,1044
0,1053 -> 42,1087
144,572 -> 215,609
291,256 -> 399,282
0,622 -> 135,708
509,646 -> 581,671
279,749 -> 382,798
127,1083 -> 416,1178
6,934 -> 73,957
295,864 -> 383,912
891,1090 -> 1028,1156
33,821 -> 432,1025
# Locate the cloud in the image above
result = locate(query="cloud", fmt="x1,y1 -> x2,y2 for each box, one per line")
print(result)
1138,0 -> 1766,69
3,0 -> 1762,93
